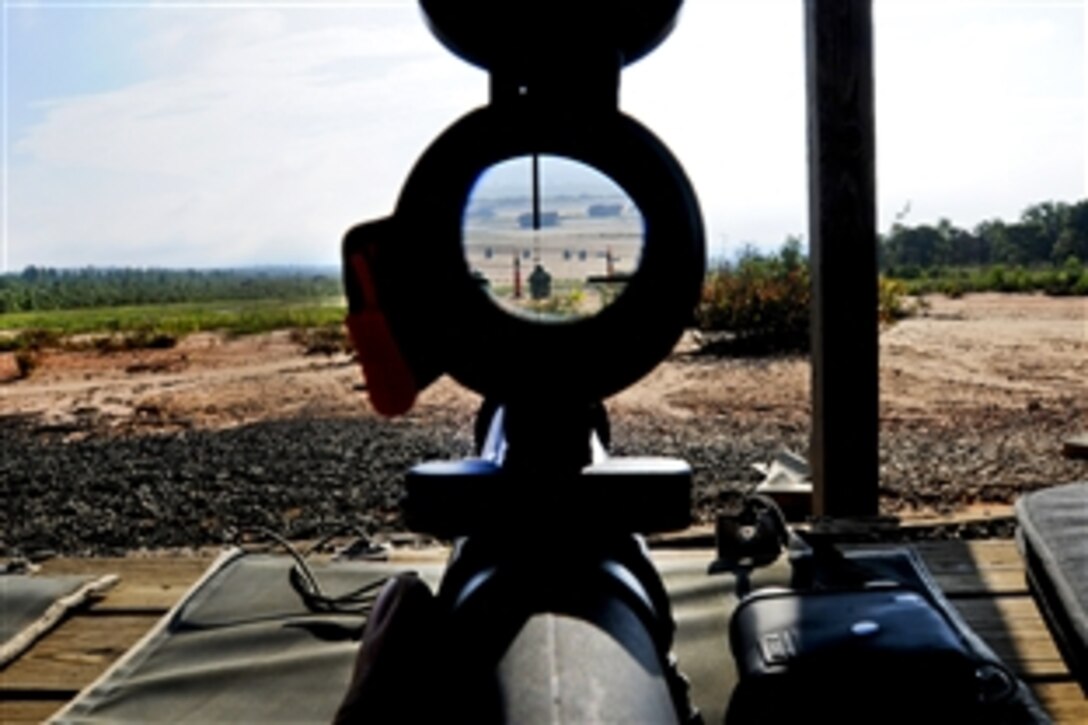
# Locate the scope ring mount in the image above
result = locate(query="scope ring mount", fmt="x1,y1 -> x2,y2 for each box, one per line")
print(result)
420,0 -> 683,74
385,101 -> 705,407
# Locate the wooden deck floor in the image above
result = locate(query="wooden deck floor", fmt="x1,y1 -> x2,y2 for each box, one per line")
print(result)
2,540 -> 1086,723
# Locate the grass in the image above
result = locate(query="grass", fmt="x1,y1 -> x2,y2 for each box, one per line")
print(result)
0,297 -> 347,339
0,297 -> 349,370
0,297 -> 350,381
889,260 -> 1088,297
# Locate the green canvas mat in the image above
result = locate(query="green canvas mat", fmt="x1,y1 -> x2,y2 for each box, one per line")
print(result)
51,546 -> 1045,723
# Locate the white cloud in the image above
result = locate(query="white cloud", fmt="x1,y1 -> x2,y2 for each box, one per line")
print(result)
9,7 -> 485,268
5,0 -> 1084,269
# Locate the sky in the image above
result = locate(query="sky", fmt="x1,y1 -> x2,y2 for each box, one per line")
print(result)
1,0 -> 1085,271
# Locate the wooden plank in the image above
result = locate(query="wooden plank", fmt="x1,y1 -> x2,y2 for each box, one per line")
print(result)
0,700 -> 64,724
896,504 -> 1015,526
1,553 -> 218,720
929,569 -> 1028,596
913,539 -> 1024,569
913,543 -> 1067,677
38,556 -> 213,611
6,682 -> 1077,725
969,633 -> 1069,678
953,596 -> 1061,626
948,596 -> 1070,678
915,539 -> 1029,596
805,0 -> 880,517
1034,682 -> 1088,723
0,614 -> 158,690
1062,434 -> 1088,460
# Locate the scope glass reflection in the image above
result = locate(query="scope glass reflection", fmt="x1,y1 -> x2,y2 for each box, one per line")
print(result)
463,155 -> 644,321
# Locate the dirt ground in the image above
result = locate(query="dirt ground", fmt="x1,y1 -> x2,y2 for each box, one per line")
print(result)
1,293 -> 1085,553
3,293 -> 1083,436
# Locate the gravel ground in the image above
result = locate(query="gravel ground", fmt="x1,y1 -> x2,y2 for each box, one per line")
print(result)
3,400 -> 1083,556
4,295 -> 1083,555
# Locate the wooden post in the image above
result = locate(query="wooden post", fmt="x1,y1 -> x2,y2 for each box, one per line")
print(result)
805,0 -> 879,517
513,254 -> 522,299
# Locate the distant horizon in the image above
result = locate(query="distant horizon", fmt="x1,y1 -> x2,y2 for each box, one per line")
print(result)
1,262 -> 343,274
4,191 -> 1086,274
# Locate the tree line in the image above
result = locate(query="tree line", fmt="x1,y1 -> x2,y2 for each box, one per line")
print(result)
0,267 -> 342,315
3,197 -> 1084,315
880,199 -> 1088,276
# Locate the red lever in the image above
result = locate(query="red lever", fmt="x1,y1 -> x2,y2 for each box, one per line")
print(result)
345,250 -> 419,417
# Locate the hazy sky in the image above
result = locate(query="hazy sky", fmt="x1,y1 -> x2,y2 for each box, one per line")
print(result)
2,0 -> 1085,270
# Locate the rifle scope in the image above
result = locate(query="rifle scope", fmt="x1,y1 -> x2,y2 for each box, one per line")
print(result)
343,0 -> 705,416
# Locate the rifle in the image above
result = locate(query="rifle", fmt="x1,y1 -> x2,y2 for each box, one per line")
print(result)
338,1 -> 705,721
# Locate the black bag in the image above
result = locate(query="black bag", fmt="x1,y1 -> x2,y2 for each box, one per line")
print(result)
726,581 -> 1017,725
718,495 -> 1029,723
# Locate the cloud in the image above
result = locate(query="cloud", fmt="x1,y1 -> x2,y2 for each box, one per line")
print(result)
5,0 -> 1084,269
8,6 -> 484,268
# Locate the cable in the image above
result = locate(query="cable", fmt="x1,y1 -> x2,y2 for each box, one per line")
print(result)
237,528 -> 404,616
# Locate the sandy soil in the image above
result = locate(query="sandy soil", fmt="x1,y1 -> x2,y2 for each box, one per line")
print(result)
1,293 -> 1084,554
0,330 -> 478,435
4,294 -> 1083,435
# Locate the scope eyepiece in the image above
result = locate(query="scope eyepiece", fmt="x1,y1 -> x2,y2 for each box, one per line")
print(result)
345,104 -> 703,413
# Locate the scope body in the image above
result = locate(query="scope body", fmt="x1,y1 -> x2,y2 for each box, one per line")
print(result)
436,533 -> 687,723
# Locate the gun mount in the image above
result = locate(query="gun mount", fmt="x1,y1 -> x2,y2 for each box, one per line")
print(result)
340,3 -> 705,720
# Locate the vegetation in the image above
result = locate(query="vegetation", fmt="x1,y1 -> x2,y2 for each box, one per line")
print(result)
0,269 -> 347,367
522,287 -> 589,317
880,199 -> 1088,280
695,198 -> 1086,356
0,297 -> 344,338
289,324 -> 352,356
13,349 -> 39,379
697,238 -> 915,355
2,199 -> 1083,364
0,266 -> 341,315
697,238 -> 811,354
879,199 -> 1088,295
889,258 -> 1088,297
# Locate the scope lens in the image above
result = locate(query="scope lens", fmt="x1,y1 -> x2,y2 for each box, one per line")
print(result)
463,155 -> 644,322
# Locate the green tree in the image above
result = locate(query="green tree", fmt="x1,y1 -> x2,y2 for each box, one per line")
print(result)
1022,201 -> 1070,262
1051,200 -> 1088,262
